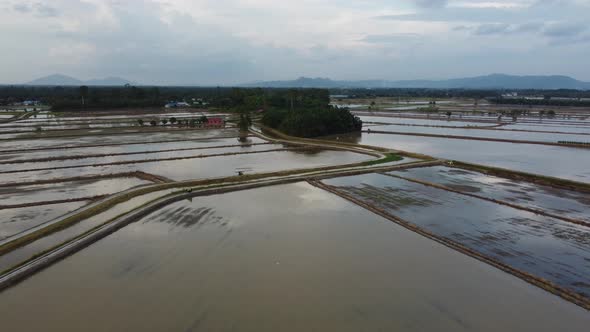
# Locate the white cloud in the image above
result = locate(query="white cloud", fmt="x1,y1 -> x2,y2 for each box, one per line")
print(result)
0,0 -> 589,83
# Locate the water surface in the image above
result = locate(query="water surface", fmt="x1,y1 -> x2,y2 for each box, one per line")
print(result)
1,183 -> 588,331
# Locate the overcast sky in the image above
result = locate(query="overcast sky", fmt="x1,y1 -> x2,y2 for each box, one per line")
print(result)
2,0 -> 589,85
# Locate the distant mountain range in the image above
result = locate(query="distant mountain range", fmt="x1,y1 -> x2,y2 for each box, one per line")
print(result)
21,73 -> 590,90
240,74 -> 590,90
26,74 -> 135,86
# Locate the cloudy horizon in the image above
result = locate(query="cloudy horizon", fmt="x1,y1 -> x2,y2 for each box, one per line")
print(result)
2,0 -> 590,85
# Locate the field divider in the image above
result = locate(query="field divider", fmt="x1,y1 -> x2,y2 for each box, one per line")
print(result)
353,112 -> 506,124
0,111 -> 38,124
0,126 -> 235,142
0,158 -> 435,256
449,161 -> 590,193
0,196 -> 107,210
380,172 -> 590,228
0,142 -> 272,165
0,134 -> 248,154
307,179 -> 590,311
0,159 -> 438,290
362,129 -> 590,148
363,121 -> 504,129
0,146 -> 309,175
254,125 -> 437,161
364,121 -> 590,135
0,171 -> 159,188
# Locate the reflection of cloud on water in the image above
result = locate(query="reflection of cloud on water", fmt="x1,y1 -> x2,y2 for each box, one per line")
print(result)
142,204 -> 227,231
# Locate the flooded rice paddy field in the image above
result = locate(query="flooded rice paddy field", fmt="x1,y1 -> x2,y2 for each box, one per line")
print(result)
503,123 -> 590,134
0,128 -> 239,151
0,177 -> 151,240
358,116 -> 498,127
0,148 -> 371,184
0,125 -> 238,140
367,124 -> 590,143
331,132 -> 590,182
391,166 -> 590,223
322,173 -> 590,299
1,183 -> 588,331
0,177 -> 150,206
359,114 -> 590,134
0,189 -> 179,273
0,202 -> 88,241
0,143 -> 286,172
0,136 -> 267,162
359,112 -> 590,125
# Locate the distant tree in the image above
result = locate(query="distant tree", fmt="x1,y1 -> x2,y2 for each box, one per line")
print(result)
150,120 -> 157,126
239,113 -> 251,131
511,110 -> 520,122
137,119 -> 144,126
547,110 -> 556,118
200,115 -> 208,124
79,85 -> 89,110
170,117 -> 177,124
446,111 -> 452,119
161,119 -> 168,125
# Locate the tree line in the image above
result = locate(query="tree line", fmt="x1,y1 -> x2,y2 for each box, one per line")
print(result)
0,85 -> 330,111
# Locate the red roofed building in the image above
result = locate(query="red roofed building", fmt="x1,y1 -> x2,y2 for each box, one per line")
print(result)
206,117 -> 224,127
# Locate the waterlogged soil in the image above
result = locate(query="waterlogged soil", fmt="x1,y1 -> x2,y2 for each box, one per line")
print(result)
0,149 -> 371,184
137,149 -> 371,181
358,116 -> 498,127
0,126 -> 213,140
0,136 -> 266,162
323,173 -> 590,299
0,177 -> 150,206
367,124 -> 590,143
329,132 -> 590,182
0,143 -> 285,172
0,128 -> 239,151
0,201 -> 88,240
503,123 -> 590,134
0,189 -> 178,273
390,166 -> 590,222
1,183 -> 588,331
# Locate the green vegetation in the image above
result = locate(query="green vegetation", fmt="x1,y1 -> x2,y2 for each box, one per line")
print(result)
0,85 -> 330,111
361,153 -> 403,166
262,106 -> 362,137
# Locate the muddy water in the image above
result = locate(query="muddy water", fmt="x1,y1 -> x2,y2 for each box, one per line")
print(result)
0,183 -> 588,331
323,173 -> 590,298
0,128 -> 239,151
0,149 -> 372,184
0,189 -> 178,272
0,177 -> 150,206
504,123 -> 590,134
0,136 -> 265,162
0,144 -> 285,172
367,124 -> 590,143
359,116 -> 498,127
0,202 -> 88,240
390,166 -> 590,222
327,132 -> 590,182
